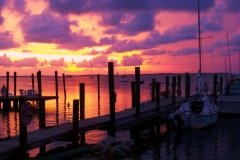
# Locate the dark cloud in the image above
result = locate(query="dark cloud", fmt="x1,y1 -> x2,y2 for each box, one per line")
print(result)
121,54 -> 143,66
102,12 -> 155,35
0,31 -> 19,49
225,0 -> 239,12
13,0 -> 26,13
21,11 -> 97,50
230,34 -> 240,46
108,25 -> 196,53
172,48 -> 198,56
49,0 -> 214,14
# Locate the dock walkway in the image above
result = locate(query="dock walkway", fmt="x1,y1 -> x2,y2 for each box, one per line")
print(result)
0,97 -> 185,159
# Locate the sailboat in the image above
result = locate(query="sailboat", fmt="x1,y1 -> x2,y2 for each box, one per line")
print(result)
169,0 -> 219,129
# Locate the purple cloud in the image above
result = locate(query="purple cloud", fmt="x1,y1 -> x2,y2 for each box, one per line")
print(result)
12,0 -> 26,13
121,54 -> 143,66
102,12 -> 155,35
142,49 -> 168,55
0,31 -> 19,49
21,11 -> 97,50
225,0 -> 239,12
172,48 -> 198,56
14,57 -> 39,67
49,58 -> 66,67
0,54 -> 12,67
76,55 -> 111,68
49,0 -> 214,14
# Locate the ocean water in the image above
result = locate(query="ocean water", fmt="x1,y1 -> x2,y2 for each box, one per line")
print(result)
1,73 -> 236,159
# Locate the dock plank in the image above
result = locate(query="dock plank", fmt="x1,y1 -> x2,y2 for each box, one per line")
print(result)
0,97 -> 185,159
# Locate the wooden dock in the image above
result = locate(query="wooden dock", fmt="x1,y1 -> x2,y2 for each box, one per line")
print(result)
0,97 -> 185,160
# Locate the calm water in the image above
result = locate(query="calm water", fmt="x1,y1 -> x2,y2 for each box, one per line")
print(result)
1,73 -> 237,159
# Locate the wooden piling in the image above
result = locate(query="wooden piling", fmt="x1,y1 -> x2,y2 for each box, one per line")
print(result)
80,83 -> 85,144
213,74 -> 218,96
185,73 -> 190,99
220,77 -> 223,94
19,97 -> 28,159
55,71 -> 59,125
151,79 -> 156,102
131,81 -> 136,108
135,67 -> 140,116
3,72 -> 10,111
63,73 -> 66,99
177,75 -> 181,90
156,82 -> 160,109
108,62 -> 115,137
31,73 -> 34,90
72,99 -> 79,147
13,72 -> 18,111
37,71 -> 42,97
165,76 -> 169,99
172,77 -> 176,105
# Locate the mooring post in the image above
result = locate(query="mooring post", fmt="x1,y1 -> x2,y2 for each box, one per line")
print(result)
135,67 -> 140,116
177,75 -> 182,96
55,71 -> 59,125
72,99 -> 79,147
37,70 -> 46,154
185,73 -> 190,100
19,97 -> 28,159
151,79 -> 156,102
108,62 -> 116,137
13,72 -> 18,111
220,76 -> 223,94
131,81 -> 136,108
156,82 -> 160,109
213,74 -> 218,96
31,73 -> 34,90
3,72 -> 10,111
80,83 -> 85,144
172,77 -> 176,105
165,76 -> 169,99
63,73 -> 66,99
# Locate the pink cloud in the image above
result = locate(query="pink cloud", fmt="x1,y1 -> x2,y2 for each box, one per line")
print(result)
121,54 -> 143,66
14,57 -> 39,67
49,58 -> 66,67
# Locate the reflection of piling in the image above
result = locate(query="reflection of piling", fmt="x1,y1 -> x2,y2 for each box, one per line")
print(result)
108,62 -> 115,137
151,79 -> 156,102
13,72 -> 18,111
172,77 -> 176,105
19,97 -> 28,159
165,76 -> 169,99
131,81 -> 136,108
135,67 -> 140,116
97,74 -> 100,102
156,82 -> 160,109
55,71 -> 59,125
63,73 -> 66,99
177,75 -> 181,91
79,83 -> 85,144
72,99 -> 79,147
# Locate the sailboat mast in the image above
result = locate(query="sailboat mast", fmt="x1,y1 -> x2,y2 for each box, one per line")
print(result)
197,0 -> 202,73
226,32 -> 232,75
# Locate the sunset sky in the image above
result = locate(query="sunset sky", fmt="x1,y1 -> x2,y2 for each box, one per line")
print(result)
0,0 -> 239,75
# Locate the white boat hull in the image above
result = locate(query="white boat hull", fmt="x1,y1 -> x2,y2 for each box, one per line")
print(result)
169,112 -> 218,129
